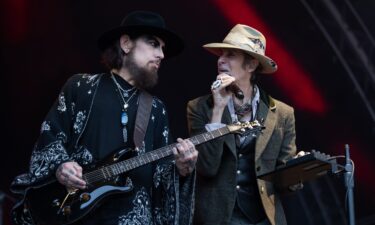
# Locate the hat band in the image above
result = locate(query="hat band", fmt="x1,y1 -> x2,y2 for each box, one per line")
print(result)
223,37 -> 265,55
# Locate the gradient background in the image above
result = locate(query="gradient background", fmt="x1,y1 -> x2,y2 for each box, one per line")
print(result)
1,0 -> 374,224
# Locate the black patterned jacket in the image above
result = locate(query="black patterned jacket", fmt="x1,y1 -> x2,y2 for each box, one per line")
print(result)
10,73 -> 195,225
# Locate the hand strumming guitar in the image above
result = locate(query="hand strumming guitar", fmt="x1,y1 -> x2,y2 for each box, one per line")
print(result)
56,161 -> 87,190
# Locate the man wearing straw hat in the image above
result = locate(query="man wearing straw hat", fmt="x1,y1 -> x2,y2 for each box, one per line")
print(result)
11,11 -> 197,225
187,24 -> 298,225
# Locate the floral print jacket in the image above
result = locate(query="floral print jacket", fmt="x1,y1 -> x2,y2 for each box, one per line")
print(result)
10,73 -> 195,225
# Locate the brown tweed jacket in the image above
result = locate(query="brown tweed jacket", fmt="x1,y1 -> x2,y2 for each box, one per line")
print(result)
187,90 -> 296,225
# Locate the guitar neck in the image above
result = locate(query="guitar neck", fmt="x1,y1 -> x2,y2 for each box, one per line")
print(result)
83,125 -> 231,183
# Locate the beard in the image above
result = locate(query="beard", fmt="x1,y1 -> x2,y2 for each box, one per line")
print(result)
123,52 -> 158,90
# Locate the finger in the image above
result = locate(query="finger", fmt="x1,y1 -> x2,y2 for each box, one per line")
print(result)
72,162 -> 83,178
217,73 -> 232,81
172,147 -> 179,156
176,138 -> 188,154
60,167 -> 86,188
68,174 -> 86,188
296,151 -> 309,157
211,74 -> 232,92
65,178 -> 84,190
181,138 -> 193,151
62,171 -> 86,189
185,139 -> 194,148
218,74 -> 235,86
211,79 -> 222,90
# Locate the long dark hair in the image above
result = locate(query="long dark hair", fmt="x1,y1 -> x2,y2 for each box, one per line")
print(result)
100,33 -> 141,70
242,53 -> 261,84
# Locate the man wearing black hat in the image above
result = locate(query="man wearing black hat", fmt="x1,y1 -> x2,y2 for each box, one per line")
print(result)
10,11 -> 197,225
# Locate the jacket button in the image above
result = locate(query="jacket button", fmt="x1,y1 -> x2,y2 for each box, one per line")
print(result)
260,185 -> 264,194
237,170 -> 241,174
256,166 -> 261,172
236,185 -> 240,190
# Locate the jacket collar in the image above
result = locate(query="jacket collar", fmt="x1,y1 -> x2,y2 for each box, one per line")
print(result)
209,89 -> 278,160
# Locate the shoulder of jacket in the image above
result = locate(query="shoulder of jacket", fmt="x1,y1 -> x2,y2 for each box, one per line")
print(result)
152,95 -> 165,107
63,73 -> 104,89
188,94 -> 212,106
271,97 -> 294,114
70,73 -> 103,82
259,89 -> 293,113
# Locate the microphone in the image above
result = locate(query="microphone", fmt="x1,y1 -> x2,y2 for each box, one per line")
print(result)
226,84 -> 244,100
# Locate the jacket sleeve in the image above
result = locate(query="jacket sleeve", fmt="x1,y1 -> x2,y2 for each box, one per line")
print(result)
12,76 -> 81,191
12,73 -> 102,191
151,99 -> 195,225
9,75 -> 82,225
187,97 -> 230,177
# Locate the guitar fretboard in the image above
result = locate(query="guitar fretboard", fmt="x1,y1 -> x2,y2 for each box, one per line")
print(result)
82,121 -> 261,184
82,126 -> 230,184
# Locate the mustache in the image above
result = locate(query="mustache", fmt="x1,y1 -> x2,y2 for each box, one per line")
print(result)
150,60 -> 161,66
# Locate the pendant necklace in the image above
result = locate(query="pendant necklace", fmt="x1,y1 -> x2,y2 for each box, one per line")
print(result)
111,73 -> 138,143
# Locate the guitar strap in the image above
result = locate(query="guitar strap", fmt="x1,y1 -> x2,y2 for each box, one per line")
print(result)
133,91 -> 153,149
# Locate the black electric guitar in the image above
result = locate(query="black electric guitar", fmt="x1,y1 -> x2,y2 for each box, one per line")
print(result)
24,121 -> 263,225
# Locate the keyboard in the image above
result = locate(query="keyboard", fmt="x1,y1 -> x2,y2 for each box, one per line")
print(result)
258,150 -> 338,187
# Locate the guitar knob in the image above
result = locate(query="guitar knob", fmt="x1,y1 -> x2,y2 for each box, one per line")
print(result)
80,193 -> 91,202
52,199 -> 61,207
62,206 -> 71,216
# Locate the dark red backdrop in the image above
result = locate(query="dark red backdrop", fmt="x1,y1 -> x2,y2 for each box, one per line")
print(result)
1,0 -> 374,224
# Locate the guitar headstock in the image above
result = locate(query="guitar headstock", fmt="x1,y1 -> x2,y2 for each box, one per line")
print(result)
227,120 -> 265,135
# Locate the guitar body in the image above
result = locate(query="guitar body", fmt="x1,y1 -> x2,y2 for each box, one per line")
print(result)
22,122 -> 262,225
25,149 -> 134,225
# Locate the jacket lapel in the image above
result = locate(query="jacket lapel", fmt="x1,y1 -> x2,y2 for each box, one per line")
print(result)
222,107 -> 237,157
255,93 -> 277,161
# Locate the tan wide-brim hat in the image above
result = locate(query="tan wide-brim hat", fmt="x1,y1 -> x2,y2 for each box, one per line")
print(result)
203,24 -> 277,74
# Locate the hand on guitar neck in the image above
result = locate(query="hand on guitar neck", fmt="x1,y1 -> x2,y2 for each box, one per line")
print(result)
172,138 -> 198,176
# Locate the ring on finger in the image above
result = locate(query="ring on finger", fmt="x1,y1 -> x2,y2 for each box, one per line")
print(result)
211,79 -> 222,90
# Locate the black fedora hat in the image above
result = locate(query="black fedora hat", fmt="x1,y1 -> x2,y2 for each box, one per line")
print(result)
98,11 -> 184,58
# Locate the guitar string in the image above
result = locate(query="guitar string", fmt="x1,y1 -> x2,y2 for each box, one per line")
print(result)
82,127 -> 235,184
84,150 -> 171,184
83,144 -> 178,184
82,125 -> 252,184
82,127 -> 229,184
